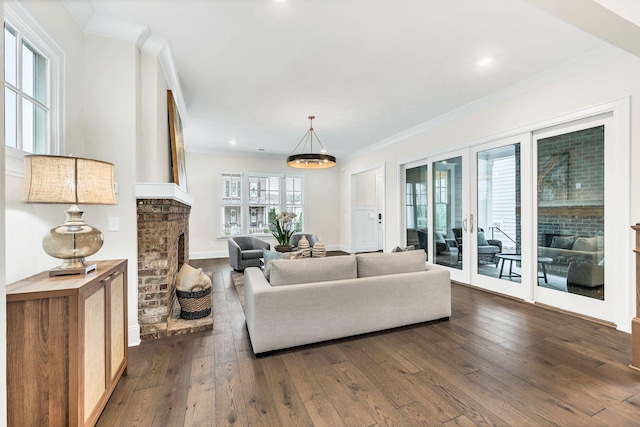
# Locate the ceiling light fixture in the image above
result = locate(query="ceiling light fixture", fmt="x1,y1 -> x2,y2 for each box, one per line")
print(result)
287,115 -> 336,169
478,57 -> 494,66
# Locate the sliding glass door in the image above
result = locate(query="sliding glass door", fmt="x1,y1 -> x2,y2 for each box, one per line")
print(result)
470,134 -> 529,298
533,117 -> 616,322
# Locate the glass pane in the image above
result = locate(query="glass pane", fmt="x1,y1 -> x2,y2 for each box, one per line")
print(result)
537,126 -> 604,300
247,206 -> 272,234
22,41 -> 47,104
221,206 -> 242,235
406,165 -> 428,258
4,88 -> 18,148
221,174 -> 241,204
22,99 -> 47,154
477,144 -> 521,281
433,156 -> 463,269
4,26 -> 17,87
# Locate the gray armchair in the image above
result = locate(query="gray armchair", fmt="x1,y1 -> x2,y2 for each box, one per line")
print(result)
289,233 -> 319,250
228,236 -> 270,271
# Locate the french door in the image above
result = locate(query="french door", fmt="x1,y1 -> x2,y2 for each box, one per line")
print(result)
469,134 -> 531,299
430,150 -> 469,284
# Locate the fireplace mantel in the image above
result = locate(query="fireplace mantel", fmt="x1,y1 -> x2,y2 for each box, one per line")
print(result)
135,182 -> 193,206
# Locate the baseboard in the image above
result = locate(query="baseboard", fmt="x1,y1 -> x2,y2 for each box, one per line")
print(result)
191,251 -> 228,259
128,323 -> 141,347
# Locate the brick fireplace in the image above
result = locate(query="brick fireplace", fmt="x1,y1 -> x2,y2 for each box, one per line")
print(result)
136,187 -> 212,340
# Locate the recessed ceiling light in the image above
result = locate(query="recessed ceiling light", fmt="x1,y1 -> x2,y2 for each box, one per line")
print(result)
275,0 -> 286,2
477,57 -> 494,66
229,140 -> 237,145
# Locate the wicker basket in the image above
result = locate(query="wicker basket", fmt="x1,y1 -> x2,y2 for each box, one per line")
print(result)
176,287 -> 212,320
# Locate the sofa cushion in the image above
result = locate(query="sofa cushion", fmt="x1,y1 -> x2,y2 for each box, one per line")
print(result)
550,235 -> 577,250
270,254 -> 357,287
572,237 -> 598,252
262,249 -> 302,280
357,250 -> 426,278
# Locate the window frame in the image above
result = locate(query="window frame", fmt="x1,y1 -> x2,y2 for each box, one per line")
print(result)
4,0 -> 64,176
219,171 -> 305,238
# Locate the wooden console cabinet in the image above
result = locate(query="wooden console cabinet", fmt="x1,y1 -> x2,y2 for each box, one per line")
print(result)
6,259 -> 128,427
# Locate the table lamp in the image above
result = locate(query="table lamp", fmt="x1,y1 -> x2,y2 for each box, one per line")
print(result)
22,155 -> 117,276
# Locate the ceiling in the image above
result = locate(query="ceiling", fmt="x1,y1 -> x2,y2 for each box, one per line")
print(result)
70,0 -> 628,160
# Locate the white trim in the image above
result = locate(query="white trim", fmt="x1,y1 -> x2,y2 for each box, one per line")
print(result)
134,182 -> 194,206
346,46 -> 627,162
128,324 -> 141,347
5,0 -> 65,155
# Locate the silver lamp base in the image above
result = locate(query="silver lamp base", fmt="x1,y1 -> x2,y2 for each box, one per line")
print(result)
43,205 -> 104,277
49,259 -> 97,277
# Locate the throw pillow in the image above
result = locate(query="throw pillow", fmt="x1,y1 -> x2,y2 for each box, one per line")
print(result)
262,249 -> 303,280
391,245 -> 415,252
550,235 -> 576,249
477,231 -> 489,247
572,237 -> 597,252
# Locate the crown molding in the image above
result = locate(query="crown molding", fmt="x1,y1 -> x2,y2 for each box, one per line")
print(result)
62,0 -> 188,127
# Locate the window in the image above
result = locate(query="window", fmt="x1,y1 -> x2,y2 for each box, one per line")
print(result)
220,172 -> 304,236
4,1 -> 63,160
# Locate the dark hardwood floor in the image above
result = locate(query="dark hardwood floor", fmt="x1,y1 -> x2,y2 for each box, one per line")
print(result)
97,258 -> 640,426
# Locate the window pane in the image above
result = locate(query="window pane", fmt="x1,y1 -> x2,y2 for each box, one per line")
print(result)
22,99 -> 46,154
22,41 -> 47,104
221,206 -> 242,235
4,26 -> 17,87
221,174 -> 241,204
4,88 -> 17,148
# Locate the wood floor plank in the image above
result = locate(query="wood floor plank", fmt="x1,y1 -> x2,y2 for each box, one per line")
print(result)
96,259 -> 640,427
183,355 -> 216,427
235,350 -> 281,427
300,348 -> 378,427
261,355 -> 315,426
336,339 -> 416,408
215,333 -> 237,364
150,338 -> 194,427
215,361 -> 248,427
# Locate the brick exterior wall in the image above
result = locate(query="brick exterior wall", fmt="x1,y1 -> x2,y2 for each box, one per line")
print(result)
137,199 -> 190,340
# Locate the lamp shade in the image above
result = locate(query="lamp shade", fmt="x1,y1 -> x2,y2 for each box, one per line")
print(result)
22,155 -> 116,205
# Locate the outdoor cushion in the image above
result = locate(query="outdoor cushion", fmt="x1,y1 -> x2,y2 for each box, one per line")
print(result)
551,235 -> 577,249
572,237 -> 597,252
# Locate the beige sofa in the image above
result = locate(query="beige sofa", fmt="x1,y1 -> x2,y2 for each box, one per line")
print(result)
243,250 -> 451,355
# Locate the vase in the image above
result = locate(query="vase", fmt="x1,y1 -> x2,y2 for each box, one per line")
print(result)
275,245 -> 293,253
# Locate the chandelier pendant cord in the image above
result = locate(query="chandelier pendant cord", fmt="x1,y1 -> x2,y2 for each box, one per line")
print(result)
288,116 -> 328,156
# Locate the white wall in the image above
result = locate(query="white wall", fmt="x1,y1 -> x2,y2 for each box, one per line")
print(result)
83,33 -> 141,345
137,53 -> 171,183
186,152 -> 341,258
